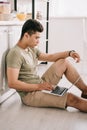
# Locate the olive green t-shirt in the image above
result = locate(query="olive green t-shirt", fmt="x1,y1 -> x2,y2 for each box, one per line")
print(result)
6,45 -> 43,97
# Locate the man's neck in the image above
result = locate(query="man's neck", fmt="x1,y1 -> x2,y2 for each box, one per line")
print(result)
17,40 -> 28,49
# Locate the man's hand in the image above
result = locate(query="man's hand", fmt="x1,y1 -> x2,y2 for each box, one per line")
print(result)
38,82 -> 53,91
70,51 -> 80,63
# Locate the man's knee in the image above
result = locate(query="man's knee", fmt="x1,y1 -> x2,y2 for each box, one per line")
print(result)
55,59 -> 66,65
52,59 -> 70,76
54,59 -> 70,68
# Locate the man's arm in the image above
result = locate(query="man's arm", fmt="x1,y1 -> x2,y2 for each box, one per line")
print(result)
38,51 -> 80,62
7,67 -> 53,92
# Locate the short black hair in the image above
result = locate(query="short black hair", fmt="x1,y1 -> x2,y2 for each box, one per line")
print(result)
20,19 -> 44,39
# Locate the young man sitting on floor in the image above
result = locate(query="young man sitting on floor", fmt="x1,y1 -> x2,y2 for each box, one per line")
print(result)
6,19 -> 87,112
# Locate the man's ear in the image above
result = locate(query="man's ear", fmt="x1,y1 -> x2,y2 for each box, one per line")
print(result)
24,32 -> 30,38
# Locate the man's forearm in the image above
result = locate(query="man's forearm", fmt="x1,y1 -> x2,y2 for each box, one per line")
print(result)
44,51 -> 70,62
8,80 -> 53,92
50,51 -> 70,62
38,51 -> 70,62
8,80 -> 39,92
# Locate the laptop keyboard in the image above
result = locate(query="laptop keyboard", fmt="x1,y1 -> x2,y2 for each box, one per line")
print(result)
51,86 -> 68,95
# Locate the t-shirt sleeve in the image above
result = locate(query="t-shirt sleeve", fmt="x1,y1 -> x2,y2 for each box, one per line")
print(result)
6,50 -> 22,69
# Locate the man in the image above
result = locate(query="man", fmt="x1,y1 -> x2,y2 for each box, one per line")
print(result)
6,19 -> 87,112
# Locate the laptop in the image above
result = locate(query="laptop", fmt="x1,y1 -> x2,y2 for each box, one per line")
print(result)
42,77 -> 80,96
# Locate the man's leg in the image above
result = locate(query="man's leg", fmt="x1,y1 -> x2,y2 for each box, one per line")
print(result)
54,59 -> 87,112
22,91 -> 68,109
42,59 -> 87,112
66,93 -> 87,112
47,59 -> 87,93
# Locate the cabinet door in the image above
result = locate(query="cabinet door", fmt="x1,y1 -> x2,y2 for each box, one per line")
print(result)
8,25 -> 22,48
82,18 -> 87,74
49,18 -> 83,72
0,27 -> 8,90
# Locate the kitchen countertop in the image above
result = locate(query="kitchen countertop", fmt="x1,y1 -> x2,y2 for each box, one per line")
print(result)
0,20 -> 25,26
1,17 -> 87,26
50,16 -> 87,19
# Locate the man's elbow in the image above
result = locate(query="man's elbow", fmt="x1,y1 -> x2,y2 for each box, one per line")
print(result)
8,81 -> 16,89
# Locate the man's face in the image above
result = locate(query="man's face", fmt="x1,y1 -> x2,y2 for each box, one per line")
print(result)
27,32 -> 41,48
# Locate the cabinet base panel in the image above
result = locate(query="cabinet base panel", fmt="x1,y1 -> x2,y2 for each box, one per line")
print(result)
0,89 -> 16,104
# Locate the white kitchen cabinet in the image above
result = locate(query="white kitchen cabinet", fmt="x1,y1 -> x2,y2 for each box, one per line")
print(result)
48,17 -> 87,74
0,26 -> 8,90
82,18 -> 87,74
49,18 -> 83,53
0,23 -> 22,104
8,25 -> 22,48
